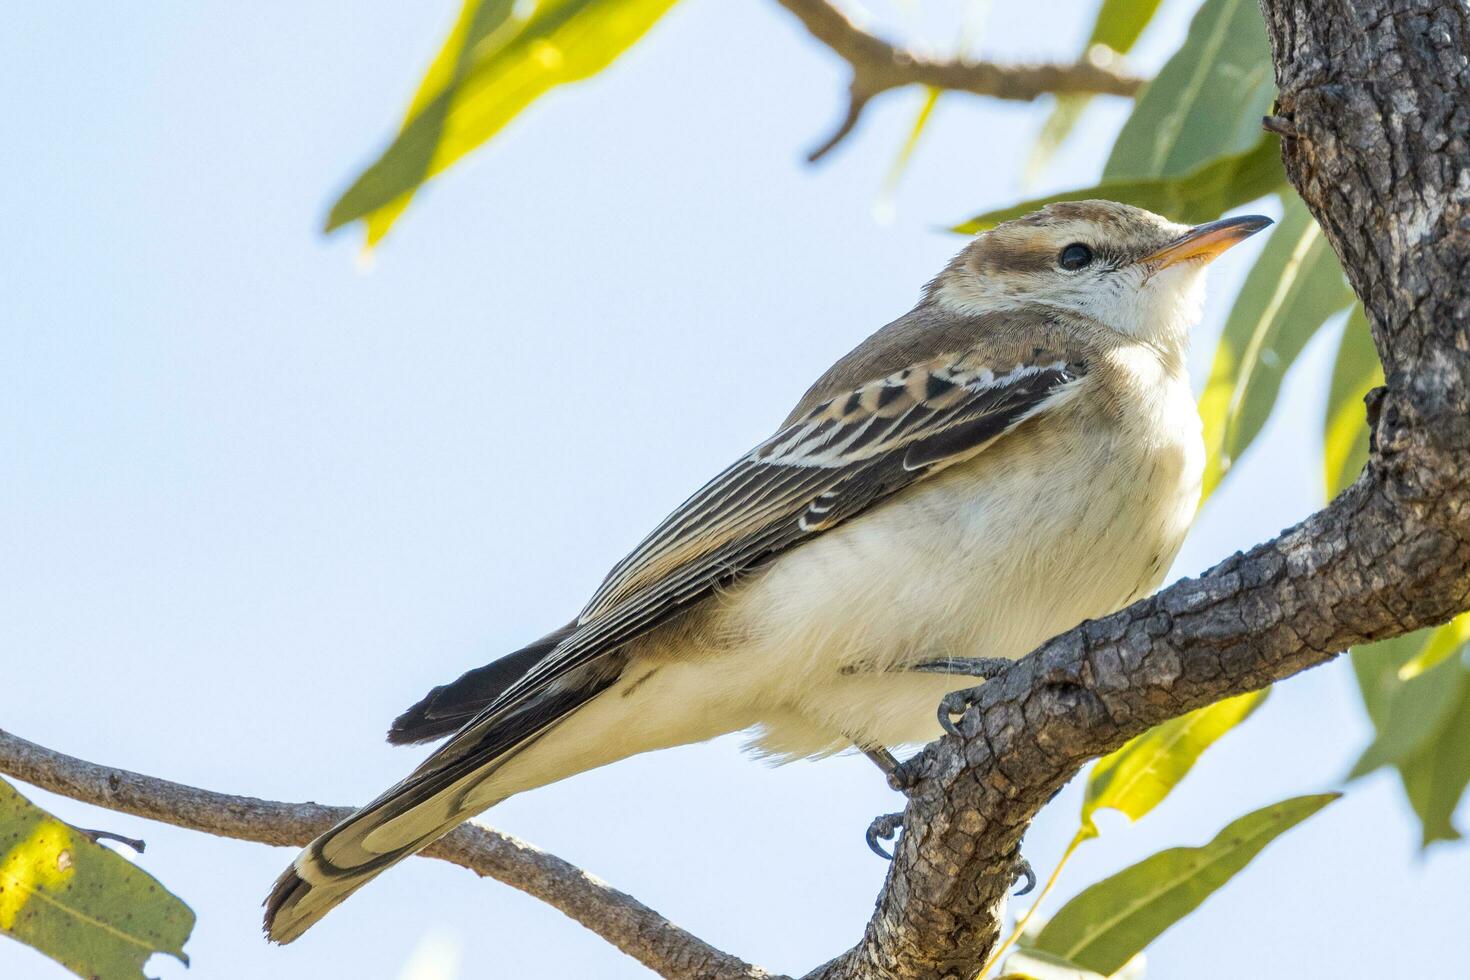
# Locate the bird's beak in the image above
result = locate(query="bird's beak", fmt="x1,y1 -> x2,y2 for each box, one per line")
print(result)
1139,214 -> 1273,270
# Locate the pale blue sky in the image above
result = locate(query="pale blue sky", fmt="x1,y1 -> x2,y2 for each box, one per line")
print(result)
3,2 -> 1466,978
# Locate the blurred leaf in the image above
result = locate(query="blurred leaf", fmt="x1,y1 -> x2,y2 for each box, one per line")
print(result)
1027,94 -> 1091,183
1034,794 -> 1337,975
1322,306 -> 1382,500
1028,0 -> 1165,178
1351,629 -> 1429,728
956,136 -> 1284,234
1400,614 -> 1470,680
1198,195 -> 1352,498
878,87 -> 943,213
1349,651 -> 1461,780
1105,0 -> 1274,180
328,0 -> 680,245
1350,628 -> 1470,845
1090,0 -> 1167,53
0,779 -> 193,979
1398,678 -> 1470,845
1082,690 -> 1267,838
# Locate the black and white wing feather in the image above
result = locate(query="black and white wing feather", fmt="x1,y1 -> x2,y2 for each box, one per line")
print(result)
263,349 -> 1087,944
492,351 -> 1088,713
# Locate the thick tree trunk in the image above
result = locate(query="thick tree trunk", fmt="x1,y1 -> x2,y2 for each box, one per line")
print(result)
807,2 -> 1470,977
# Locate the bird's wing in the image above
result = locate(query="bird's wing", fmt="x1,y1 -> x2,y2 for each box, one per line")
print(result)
263,348 -> 1089,943
480,348 -> 1088,717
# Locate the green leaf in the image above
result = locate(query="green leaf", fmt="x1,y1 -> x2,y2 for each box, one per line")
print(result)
1322,306 -> 1383,500
1397,677 -> 1470,845
1350,629 -> 1430,729
1034,794 -> 1338,976
1082,690 -> 1267,837
1104,0 -> 1274,181
1399,614 -> 1470,680
1349,650 -> 1462,780
1198,194 -> 1353,498
1090,0 -> 1167,53
956,136 -> 1284,235
1349,628 -> 1470,845
328,0 -> 680,245
0,779 -> 193,979
1026,0 -> 1165,178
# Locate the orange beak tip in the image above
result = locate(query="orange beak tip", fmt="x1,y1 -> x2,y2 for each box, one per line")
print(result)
1143,213 -> 1274,269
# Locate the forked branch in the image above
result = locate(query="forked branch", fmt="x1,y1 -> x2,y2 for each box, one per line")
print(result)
773,0 -> 1144,160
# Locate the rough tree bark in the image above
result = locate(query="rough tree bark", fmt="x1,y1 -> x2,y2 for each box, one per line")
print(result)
2,3 -> 1466,980
805,2 -> 1470,977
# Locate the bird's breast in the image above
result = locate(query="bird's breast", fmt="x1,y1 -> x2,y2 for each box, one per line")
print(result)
689,368 -> 1203,756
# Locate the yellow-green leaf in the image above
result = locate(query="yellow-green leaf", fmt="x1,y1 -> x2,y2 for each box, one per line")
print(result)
877,86 -> 943,211
328,0 -> 680,245
1027,0 -> 1164,178
1104,0 -> 1274,180
1081,689 -> 1267,838
1322,305 -> 1382,500
1035,794 -> 1338,976
0,779 -> 193,979
1399,614 -> 1470,680
1198,194 -> 1353,499
956,136 -> 1284,235
1090,0 -> 1167,53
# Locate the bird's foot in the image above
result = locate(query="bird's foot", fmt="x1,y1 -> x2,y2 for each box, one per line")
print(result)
911,656 -> 1012,679
866,811 -> 905,860
863,747 -> 923,793
938,685 -> 987,737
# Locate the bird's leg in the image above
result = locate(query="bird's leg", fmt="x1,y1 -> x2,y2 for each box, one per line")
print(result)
909,655 -> 1012,678
862,745 -> 924,793
849,657 -> 1016,856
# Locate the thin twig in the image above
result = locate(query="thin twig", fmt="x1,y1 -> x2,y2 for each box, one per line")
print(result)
774,0 -> 1144,160
0,729 -> 778,980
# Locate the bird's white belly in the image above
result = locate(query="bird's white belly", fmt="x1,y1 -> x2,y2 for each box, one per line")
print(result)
693,393 -> 1203,761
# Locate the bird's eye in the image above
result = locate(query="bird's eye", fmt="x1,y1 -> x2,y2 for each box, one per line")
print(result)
1058,243 -> 1094,271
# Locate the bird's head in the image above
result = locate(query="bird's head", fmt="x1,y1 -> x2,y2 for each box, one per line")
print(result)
928,200 -> 1271,353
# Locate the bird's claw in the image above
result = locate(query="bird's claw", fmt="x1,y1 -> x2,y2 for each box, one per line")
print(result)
938,686 -> 984,737
866,811 -> 904,860
1012,853 -> 1036,896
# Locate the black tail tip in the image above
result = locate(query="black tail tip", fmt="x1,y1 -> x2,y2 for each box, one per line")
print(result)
386,701 -> 440,745
387,693 -> 464,746
262,868 -> 311,945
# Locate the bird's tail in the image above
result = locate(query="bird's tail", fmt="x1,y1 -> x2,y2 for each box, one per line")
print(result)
263,675 -> 609,944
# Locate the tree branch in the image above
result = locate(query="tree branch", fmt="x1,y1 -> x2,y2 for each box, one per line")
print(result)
0,729 -> 779,980
9,5 -> 1465,980
773,0 -> 1145,160
805,2 -> 1470,977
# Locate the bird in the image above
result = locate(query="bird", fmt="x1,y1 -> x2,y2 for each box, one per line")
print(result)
263,200 -> 1270,943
